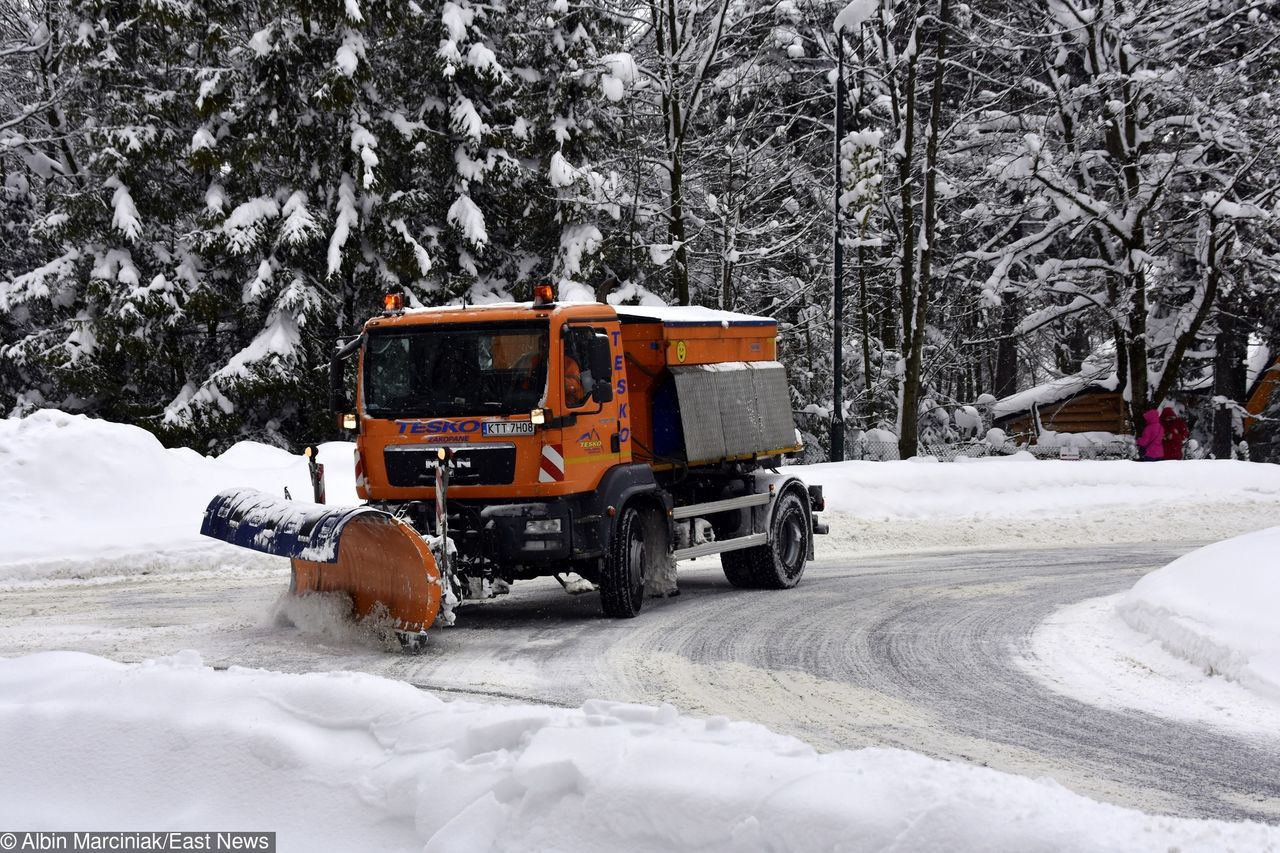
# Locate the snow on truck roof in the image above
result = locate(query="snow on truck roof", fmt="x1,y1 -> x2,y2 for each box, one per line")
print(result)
393,300 -> 776,326
613,304 -> 775,326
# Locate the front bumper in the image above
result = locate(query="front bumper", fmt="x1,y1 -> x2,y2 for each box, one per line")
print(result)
444,494 -> 608,570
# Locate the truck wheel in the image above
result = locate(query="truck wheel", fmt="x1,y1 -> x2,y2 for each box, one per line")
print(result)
721,490 -> 808,590
720,551 -> 757,588
600,505 -> 653,617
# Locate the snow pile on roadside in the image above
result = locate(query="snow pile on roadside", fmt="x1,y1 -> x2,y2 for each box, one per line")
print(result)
801,455 -> 1280,553
1118,526 -> 1280,703
802,455 -> 1280,519
0,410 -> 356,574
1022,592 -> 1280,741
1,652 -> 1275,853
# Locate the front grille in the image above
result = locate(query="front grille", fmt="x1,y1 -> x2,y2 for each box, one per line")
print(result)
384,444 -> 517,487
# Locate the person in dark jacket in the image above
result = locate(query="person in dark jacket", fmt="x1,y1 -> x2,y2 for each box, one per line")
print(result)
1161,407 -> 1189,461
1136,409 -> 1165,461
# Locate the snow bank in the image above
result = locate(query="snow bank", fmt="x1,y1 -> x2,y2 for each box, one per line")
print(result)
797,455 -> 1280,554
1118,526 -> 1280,702
0,410 -> 356,573
1,652 -> 1275,853
1023,593 -> 1280,740
801,455 -> 1280,520
1023,530 -> 1280,734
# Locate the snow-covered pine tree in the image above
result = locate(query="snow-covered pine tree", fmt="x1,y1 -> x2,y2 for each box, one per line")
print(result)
972,0 -> 1280,435
3,0 -> 219,428
497,0 -> 634,298
0,0 -> 71,409
2,0 -> 630,448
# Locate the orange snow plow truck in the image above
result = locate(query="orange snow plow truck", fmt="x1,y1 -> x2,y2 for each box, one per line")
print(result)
201,286 -> 827,640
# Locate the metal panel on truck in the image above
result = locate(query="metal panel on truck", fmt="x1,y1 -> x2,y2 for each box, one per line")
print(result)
671,362 -> 797,465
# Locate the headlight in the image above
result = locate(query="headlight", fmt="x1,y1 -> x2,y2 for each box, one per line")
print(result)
524,518 -> 562,534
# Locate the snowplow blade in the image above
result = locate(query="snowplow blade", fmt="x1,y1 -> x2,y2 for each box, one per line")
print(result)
201,489 -> 441,632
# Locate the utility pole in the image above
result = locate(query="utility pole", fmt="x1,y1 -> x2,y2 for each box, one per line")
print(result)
830,30 -> 846,462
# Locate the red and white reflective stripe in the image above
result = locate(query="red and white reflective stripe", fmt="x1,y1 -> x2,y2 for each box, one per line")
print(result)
354,447 -> 368,491
539,444 -> 565,483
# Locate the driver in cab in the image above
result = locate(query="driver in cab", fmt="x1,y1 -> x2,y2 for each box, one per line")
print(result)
516,351 -> 587,407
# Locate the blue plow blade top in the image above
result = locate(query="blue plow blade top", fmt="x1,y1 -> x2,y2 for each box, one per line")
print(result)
200,488 -> 387,563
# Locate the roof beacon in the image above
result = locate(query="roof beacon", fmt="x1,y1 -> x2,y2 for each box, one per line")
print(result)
533,283 -> 555,307
383,292 -> 405,314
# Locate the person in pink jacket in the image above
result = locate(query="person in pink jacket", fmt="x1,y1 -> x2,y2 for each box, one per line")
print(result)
1136,409 -> 1165,461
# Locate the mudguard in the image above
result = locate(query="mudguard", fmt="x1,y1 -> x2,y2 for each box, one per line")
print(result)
201,489 -> 441,631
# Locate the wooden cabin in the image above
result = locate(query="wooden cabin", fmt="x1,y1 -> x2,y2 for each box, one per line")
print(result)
996,389 -> 1130,438
992,360 -> 1129,440
1245,357 -> 1280,437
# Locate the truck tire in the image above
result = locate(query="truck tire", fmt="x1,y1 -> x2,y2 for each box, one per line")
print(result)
721,490 -> 808,590
600,505 -> 654,617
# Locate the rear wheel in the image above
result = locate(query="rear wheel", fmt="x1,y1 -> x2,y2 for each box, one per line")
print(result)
601,505 -> 656,617
721,490 -> 808,590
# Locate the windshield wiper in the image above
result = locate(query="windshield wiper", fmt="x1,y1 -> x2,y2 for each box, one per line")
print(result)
367,399 -> 520,418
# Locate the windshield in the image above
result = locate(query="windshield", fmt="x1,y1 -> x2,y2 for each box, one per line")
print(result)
363,322 -> 549,418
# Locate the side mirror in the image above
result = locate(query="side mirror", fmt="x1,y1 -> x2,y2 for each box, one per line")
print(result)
330,336 -> 361,414
330,354 -> 351,413
589,334 -> 613,404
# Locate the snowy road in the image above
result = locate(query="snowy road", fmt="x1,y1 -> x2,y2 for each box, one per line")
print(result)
2,542 -> 1278,824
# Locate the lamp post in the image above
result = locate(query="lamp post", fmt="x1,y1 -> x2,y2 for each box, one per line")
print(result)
831,28 -> 847,463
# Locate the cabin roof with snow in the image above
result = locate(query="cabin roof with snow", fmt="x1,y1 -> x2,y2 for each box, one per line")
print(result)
991,358 -> 1119,422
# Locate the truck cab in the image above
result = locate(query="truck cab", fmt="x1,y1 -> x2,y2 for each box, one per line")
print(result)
344,297 -> 650,579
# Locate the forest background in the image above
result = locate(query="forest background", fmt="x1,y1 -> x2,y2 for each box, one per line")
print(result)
2,0 -> 1278,460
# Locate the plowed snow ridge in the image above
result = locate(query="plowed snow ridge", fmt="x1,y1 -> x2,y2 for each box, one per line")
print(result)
1,651 -> 1277,853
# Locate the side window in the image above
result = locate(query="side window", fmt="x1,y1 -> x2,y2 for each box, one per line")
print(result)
368,337 -> 412,405
562,327 -> 598,408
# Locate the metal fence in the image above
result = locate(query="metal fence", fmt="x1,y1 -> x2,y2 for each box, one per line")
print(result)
921,442 -> 994,462
845,440 -> 903,461
1023,441 -> 1135,461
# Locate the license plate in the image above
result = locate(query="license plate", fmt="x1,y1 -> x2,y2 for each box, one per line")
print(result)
482,420 -> 535,436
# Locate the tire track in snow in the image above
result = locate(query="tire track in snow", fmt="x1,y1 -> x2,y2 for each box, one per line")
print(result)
596,547 -> 1280,822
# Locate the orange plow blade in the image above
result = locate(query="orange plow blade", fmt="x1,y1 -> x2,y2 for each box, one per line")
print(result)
290,514 -> 441,632
201,489 -> 441,632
